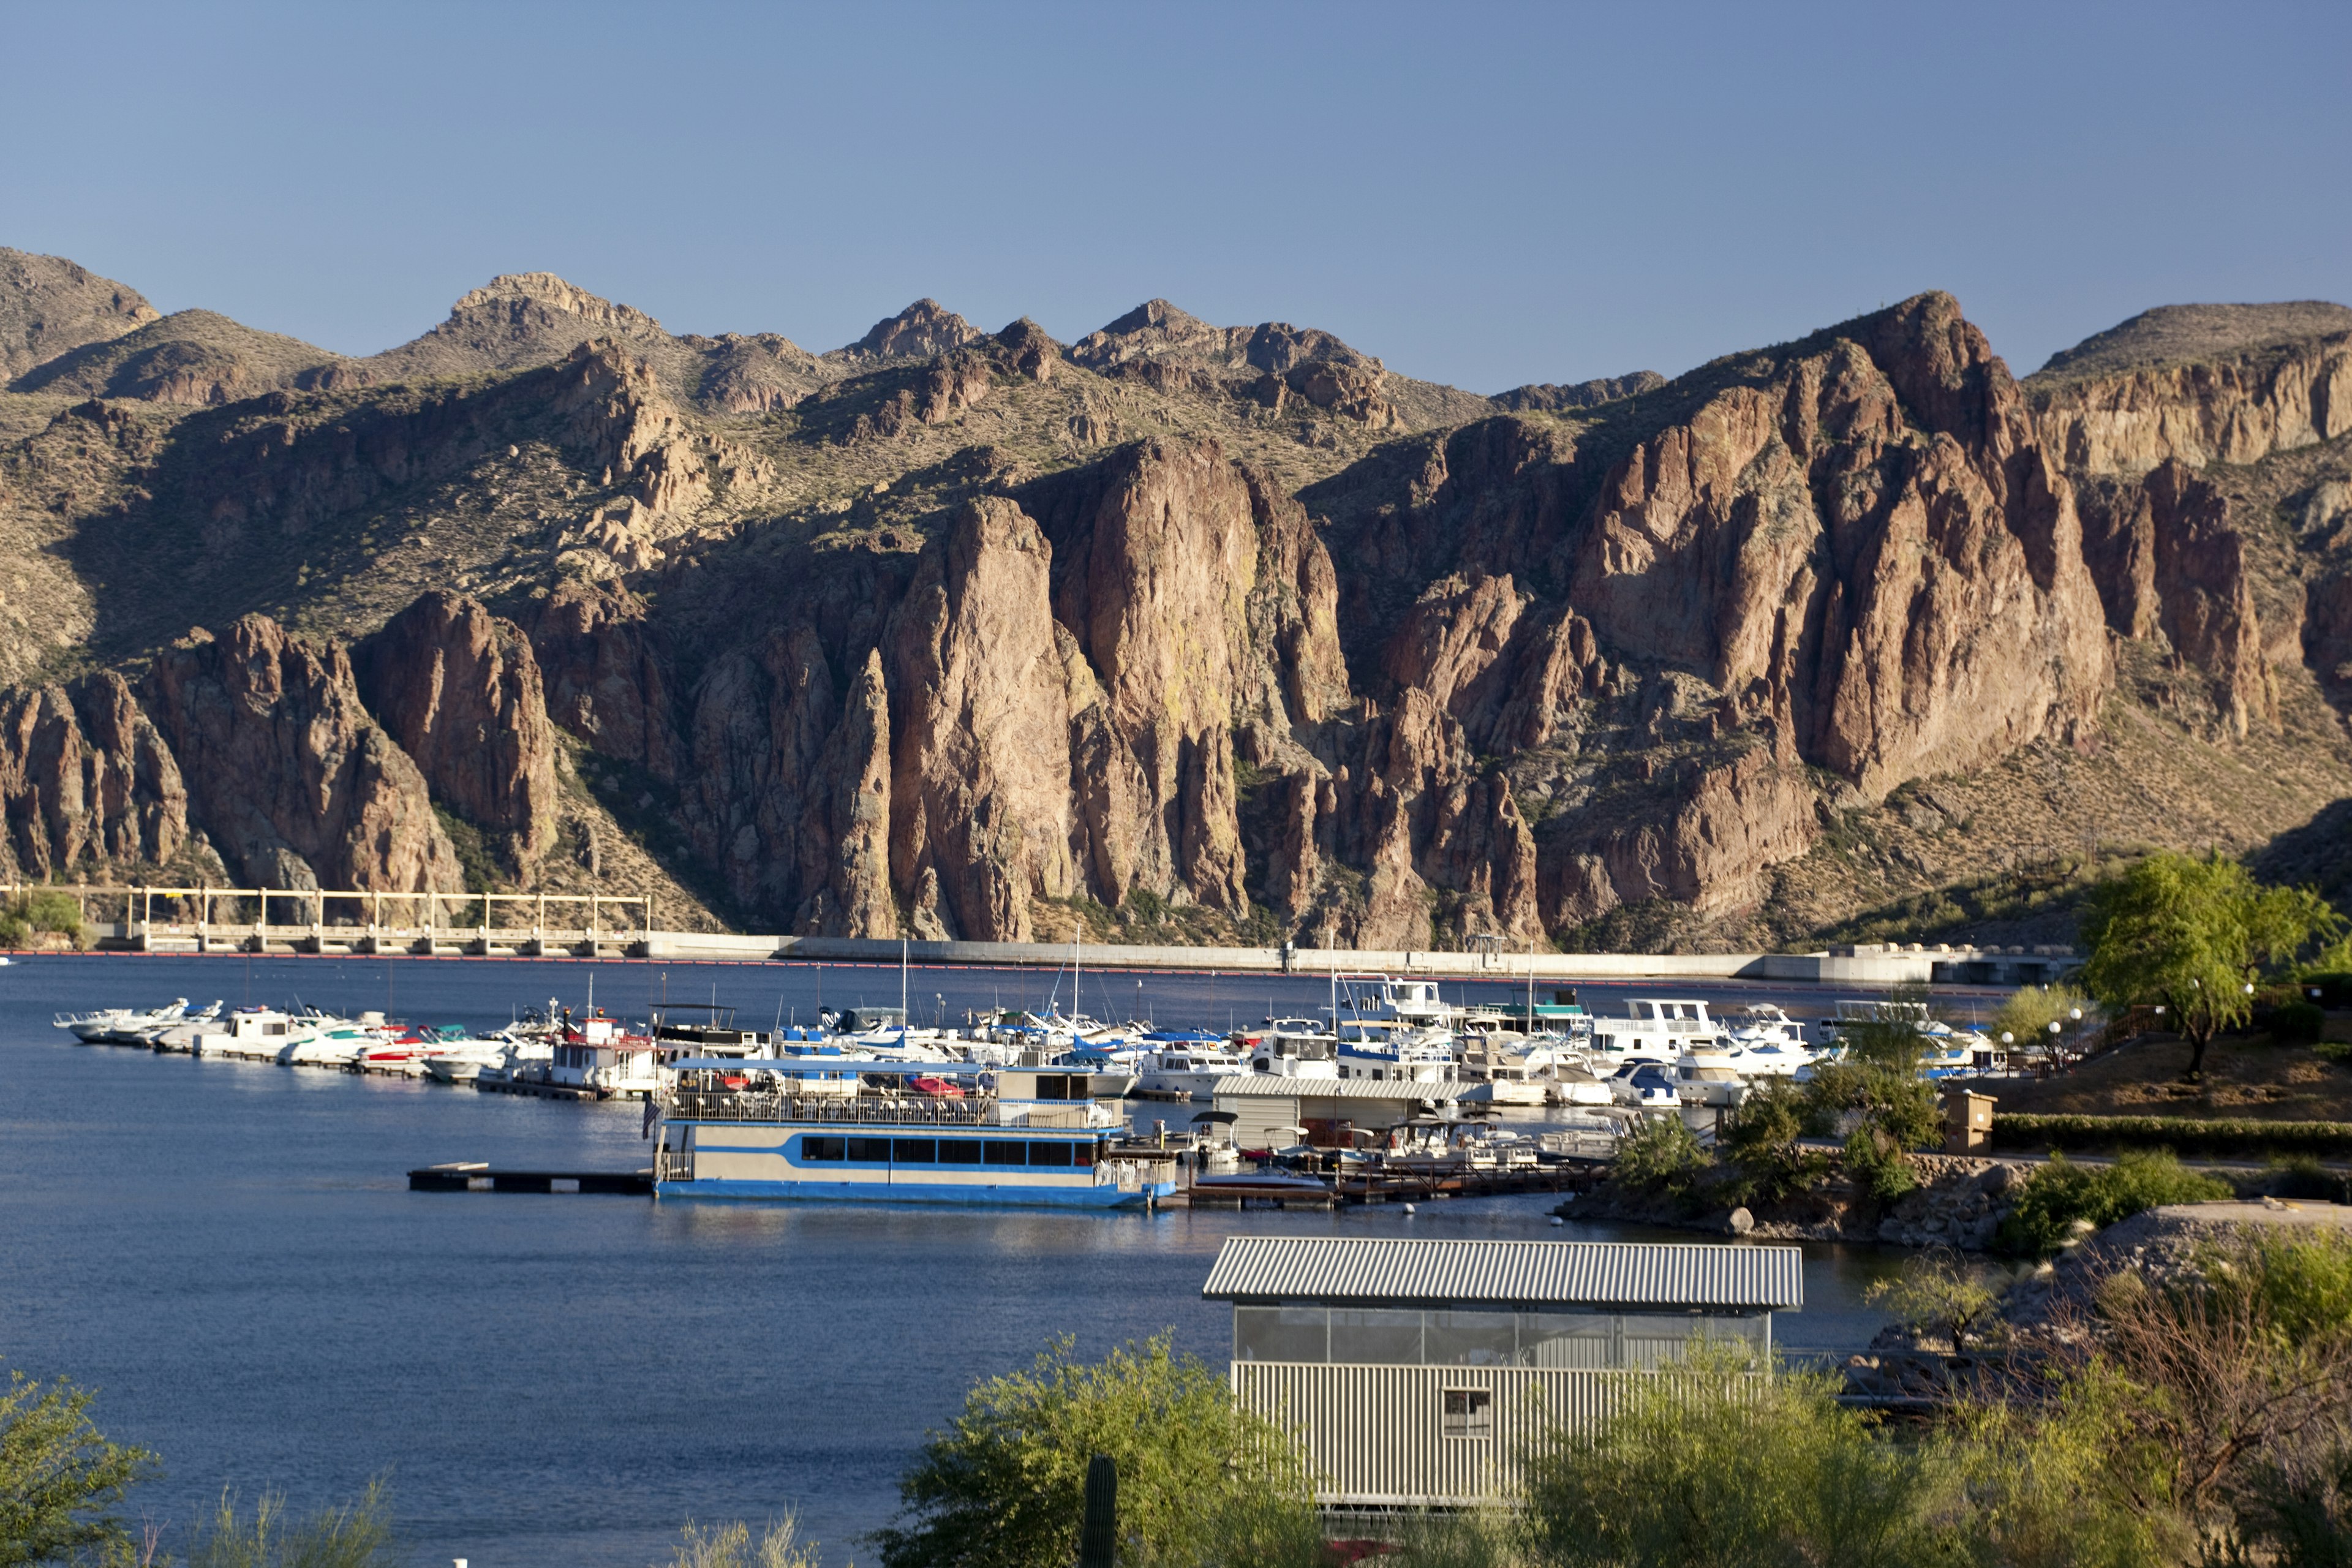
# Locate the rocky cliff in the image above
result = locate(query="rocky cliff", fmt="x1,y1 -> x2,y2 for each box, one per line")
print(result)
3,257 -> 2348,950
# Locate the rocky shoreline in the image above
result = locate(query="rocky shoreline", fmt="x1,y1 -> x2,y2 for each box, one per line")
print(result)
1557,1153 -> 2038,1250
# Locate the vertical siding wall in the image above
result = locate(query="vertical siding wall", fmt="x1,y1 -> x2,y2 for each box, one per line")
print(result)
1233,1362 -> 1653,1506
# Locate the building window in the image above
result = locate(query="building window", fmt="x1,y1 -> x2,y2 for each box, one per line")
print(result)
1441,1389 -> 1492,1439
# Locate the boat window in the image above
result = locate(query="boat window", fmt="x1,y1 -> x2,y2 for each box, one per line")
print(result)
1441,1389 -> 1493,1439
938,1139 -> 983,1164
800,1136 -> 845,1163
982,1141 -> 1025,1167
894,1139 -> 937,1163
1028,1142 -> 1073,1167
846,1137 -> 892,1163
1074,1142 -> 1095,1168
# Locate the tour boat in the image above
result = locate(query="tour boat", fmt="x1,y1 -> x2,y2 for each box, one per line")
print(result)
652,1060 -> 1177,1208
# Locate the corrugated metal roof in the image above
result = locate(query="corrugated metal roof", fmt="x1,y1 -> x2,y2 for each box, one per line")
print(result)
1210,1076 -> 1469,1101
1200,1236 -> 1802,1310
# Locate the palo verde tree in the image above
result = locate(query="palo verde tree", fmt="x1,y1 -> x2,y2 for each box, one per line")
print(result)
0,1368 -> 155,1568
871,1333 -> 1319,1568
2079,851 -> 2345,1080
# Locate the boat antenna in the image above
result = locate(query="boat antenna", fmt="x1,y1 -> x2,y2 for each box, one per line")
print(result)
901,935 -> 909,1023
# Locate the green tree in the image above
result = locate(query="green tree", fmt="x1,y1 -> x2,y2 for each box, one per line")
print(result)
1717,1080 -> 1825,1204
2080,852 -> 2345,1080
1989,982 -> 2091,1054
0,1369 -> 156,1568
871,1334 -> 1316,1568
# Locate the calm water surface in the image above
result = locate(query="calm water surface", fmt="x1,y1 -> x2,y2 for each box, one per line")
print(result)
0,954 -> 1907,1568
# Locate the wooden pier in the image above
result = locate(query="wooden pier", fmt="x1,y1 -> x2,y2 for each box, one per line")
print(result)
408,1163 -> 653,1194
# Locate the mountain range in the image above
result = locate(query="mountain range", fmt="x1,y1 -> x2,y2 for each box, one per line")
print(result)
3,244 -> 2349,952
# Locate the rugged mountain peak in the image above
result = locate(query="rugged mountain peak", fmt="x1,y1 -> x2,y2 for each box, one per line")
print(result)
1069,299 -> 1377,376
10,307 -> 348,404
1490,371 -> 1665,413
0,248 -> 159,382
2033,301 -> 2352,383
443,272 -> 665,336
832,299 -> 981,362
366,271 -> 675,382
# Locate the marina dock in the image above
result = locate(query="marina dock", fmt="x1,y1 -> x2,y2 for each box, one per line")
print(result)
408,1163 -> 654,1194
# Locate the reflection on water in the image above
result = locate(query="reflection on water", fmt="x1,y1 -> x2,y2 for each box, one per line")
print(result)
0,954 -> 1899,1568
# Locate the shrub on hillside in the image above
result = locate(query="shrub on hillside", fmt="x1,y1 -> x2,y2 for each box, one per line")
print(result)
1994,1150 -> 2232,1258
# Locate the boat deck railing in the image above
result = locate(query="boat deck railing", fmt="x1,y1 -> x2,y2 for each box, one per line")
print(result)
666,1090 -> 1086,1128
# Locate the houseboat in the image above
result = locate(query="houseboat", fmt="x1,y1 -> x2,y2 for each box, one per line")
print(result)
652,1061 -> 1178,1208
1589,999 -> 1724,1063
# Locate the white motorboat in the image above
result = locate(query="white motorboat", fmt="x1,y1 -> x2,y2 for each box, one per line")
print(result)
1131,1032 -> 1245,1098
55,1008 -> 132,1041
1239,1020 -> 1340,1079
1672,1048 -> 1749,1108
1456,1037 -> 1551,1104
1607,1058 -> 1683,1110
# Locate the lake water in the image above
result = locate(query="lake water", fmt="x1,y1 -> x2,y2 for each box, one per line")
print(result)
0,953 -> 1909,1568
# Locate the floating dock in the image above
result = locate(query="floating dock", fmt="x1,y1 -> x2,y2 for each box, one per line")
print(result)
408,1162 -> 652,1194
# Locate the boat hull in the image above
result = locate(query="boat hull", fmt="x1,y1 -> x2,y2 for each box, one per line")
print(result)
654,1178 -> 1172,1208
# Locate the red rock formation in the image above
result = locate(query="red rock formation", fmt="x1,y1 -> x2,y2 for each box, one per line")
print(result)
527,580 -> 679,779
884,497 -> 1085,940
356,592 -> 559,859
0,673 -> 184,878
2030,333 -> 2352,475
141,616 -> 461,891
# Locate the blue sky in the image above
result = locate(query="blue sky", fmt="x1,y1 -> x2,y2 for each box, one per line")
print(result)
4,1 -> 2346,392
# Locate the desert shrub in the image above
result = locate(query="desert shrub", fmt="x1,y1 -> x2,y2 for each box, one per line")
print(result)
1612,1115 -> 1707,1197
1845,1126 -> 1920,1203
1994,1150 -> 2232,1258
184,1479 -> 399,1568
666,1516 -> 823,1568
1994,1114 -> 2352,1159
1864,1249 -> 2003,1351
0,889 -> 83,948
1521,1343 -> 1961,1568
2275,1000 -> 2329,1042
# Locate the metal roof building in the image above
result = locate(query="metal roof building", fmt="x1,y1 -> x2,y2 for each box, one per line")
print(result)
1202,1235 -> 1804,1312
1209,1075 -> 1471,1146
1206,1235 -> 1803,1509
